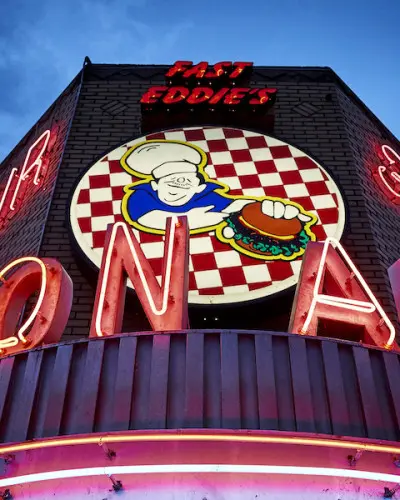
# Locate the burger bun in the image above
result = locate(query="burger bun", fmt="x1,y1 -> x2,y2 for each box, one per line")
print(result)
241,201 -> 302,238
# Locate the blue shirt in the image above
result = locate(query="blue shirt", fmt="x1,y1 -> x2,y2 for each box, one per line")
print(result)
126,182 -> 231,221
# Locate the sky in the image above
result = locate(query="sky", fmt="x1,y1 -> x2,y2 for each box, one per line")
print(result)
0,0 -> 399,161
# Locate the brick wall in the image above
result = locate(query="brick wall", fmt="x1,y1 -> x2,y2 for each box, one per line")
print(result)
36,64 -> 400,340
336,88 -> 400,328
0,76 -> 81,268
254,74 -> 400,334
39,67 -> 150,339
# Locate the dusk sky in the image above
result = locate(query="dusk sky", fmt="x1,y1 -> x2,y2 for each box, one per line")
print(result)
0,0 -> 399,161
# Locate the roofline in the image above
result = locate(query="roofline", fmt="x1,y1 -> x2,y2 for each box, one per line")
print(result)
1,63 -> 397,169
0,70 -> 83,169
326,67 -> 399,144
84,62 -> 398,142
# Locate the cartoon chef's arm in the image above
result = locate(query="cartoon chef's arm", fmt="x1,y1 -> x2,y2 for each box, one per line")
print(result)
138,206 -> 229,231
222,197 -> 314,221
138,210 -> 178,230
222,199 -> 256,214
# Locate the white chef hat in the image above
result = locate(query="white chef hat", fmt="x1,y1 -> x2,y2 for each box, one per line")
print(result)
124,141 -> 203,180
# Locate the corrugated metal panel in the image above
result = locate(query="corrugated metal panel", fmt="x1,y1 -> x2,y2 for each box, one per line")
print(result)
0,330 -> 399,444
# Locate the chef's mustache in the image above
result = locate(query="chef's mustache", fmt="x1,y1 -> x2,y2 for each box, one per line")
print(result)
166,182 -> 193,189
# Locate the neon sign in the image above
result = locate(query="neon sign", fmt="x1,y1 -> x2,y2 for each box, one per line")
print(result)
91,216 -> 189,337
141,85 -> 277,108
374,144 -> 400,203
140,61 -> 277,110
0,216 -> 189,356
0,130 -> 52,229
69,126 -> 346,305
0,257 -> 73,355
0,217 -> 398,358
289,238 -> 396,348
2,463 -> 400,489
165,61 -> 254,80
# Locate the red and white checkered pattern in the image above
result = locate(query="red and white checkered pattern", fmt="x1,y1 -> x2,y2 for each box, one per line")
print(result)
70,127 -> 345,304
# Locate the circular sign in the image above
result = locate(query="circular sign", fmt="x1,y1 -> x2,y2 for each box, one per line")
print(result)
70,126 -> 345,304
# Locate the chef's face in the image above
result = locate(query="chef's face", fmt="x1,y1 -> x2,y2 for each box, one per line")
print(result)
151,172 -> 206,206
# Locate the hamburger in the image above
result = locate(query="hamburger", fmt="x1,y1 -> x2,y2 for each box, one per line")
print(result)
223,201 -> 313,258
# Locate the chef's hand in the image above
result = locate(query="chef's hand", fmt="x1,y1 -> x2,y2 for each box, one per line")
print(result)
187,205 -> 228,229
261,199 -> 313,222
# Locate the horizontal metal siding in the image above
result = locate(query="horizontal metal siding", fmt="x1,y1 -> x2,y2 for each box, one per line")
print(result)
0,331 -> 399,445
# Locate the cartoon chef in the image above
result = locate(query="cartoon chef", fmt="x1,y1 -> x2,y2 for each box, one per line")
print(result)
120,139 -> 313,235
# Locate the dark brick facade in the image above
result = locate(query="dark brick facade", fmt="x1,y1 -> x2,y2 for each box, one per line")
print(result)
0,75 -> 81,267
336,88 -> 400,327
2,63 -> 400,341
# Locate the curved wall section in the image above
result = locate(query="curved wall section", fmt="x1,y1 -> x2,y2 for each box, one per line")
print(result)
0,330 -> 399,445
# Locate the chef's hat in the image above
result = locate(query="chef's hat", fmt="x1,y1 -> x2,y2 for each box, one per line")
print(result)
124,141 -> 203,179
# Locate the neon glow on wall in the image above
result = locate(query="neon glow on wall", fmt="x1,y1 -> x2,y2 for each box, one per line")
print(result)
0,130 -> 52,229
375,144 -> 400,203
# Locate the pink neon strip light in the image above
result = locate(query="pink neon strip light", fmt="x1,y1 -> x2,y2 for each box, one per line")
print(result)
0,464 -> 399,488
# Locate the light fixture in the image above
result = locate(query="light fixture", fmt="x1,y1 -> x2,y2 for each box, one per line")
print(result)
0,464 -> 399,488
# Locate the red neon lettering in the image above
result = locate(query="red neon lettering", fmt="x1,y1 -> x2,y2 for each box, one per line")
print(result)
230,62 -> 253,79
186,87 -> 214,105
224,88 -> 250,105
182,62 -> 208,79
162,86 -> 190,104
9,130 -> 51,210
249,88 -> 277,105
0,130 -> 51,228
289,238 -> 396,349
375,145 -> 400,203
0,257 -> 73,356
140,86 -> 167,104
205,61 -> 232,78
90,216 -> 189,337
165,61 -> 193,78
208,87 -> 230,105
0,169 -> 18,229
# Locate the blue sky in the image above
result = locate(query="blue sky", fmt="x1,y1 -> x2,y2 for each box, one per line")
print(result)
0,0 -> 399,161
